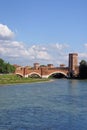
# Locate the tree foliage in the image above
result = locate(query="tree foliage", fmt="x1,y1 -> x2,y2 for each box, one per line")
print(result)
79,60 -> 87,79
0,58 -> 15,73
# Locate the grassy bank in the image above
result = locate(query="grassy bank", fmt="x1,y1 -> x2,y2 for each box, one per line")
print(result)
0,74 -> 49,85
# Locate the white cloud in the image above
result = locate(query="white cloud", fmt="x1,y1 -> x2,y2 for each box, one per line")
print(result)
0,40 -> 51,62
0,24 -> 14,40
78,52 -> 87,58
36,51 -> 51,60
0,38 -> 69,66
11,41 -> 24,48
28,45 -> 51,60
0,40 -> 25,57
84,43 -> 87,47
77,44 -> 87,62
0,23 -> 71,66
51,43 -> 69,50
77,52 -> 87,64
1,23 -> 87,66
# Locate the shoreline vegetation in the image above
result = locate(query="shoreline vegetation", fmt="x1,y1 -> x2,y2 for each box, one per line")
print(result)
0,74 -> 87,85
0,74 -> 50,85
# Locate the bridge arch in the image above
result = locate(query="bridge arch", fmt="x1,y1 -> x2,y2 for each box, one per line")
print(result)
25,72 -> 41,78
15,73 -> 24,77
47,71 -> 68,78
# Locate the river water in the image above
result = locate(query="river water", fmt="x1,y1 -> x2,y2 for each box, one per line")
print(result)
0,79 -> 87,130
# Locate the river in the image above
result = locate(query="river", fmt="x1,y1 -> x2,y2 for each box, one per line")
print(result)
0,79 -> 87,130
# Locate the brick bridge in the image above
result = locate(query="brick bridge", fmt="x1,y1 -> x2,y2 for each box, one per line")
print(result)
15,53 -> 79,78
15,67 -> 69,78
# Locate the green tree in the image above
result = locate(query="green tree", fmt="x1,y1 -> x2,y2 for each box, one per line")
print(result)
6,63 -> 11,73
2,62 -> 7,73
0,58 -> 4,73
79,60 -> 87,79
0,58 -> 4,65
10,65 -> 16,73
0,58 -> 16,73
80,60 -> 87,66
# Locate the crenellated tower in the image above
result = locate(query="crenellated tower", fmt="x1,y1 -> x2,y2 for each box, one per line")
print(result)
69,53 -> 79,77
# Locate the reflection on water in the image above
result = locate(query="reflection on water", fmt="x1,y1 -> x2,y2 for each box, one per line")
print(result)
0,79 -> 87,130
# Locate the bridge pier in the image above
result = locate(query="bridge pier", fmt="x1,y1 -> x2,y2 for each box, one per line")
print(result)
41,75 -> 49,78
24,75 -> 28,78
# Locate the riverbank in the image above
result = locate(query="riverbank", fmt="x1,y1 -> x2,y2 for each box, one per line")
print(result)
0,74 -> 50,85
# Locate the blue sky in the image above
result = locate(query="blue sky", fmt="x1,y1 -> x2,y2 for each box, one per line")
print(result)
0,0 -> 87,66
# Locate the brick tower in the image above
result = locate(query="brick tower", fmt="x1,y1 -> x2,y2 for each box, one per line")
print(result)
34,63 -> 40,69
69,53 -> 78,76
